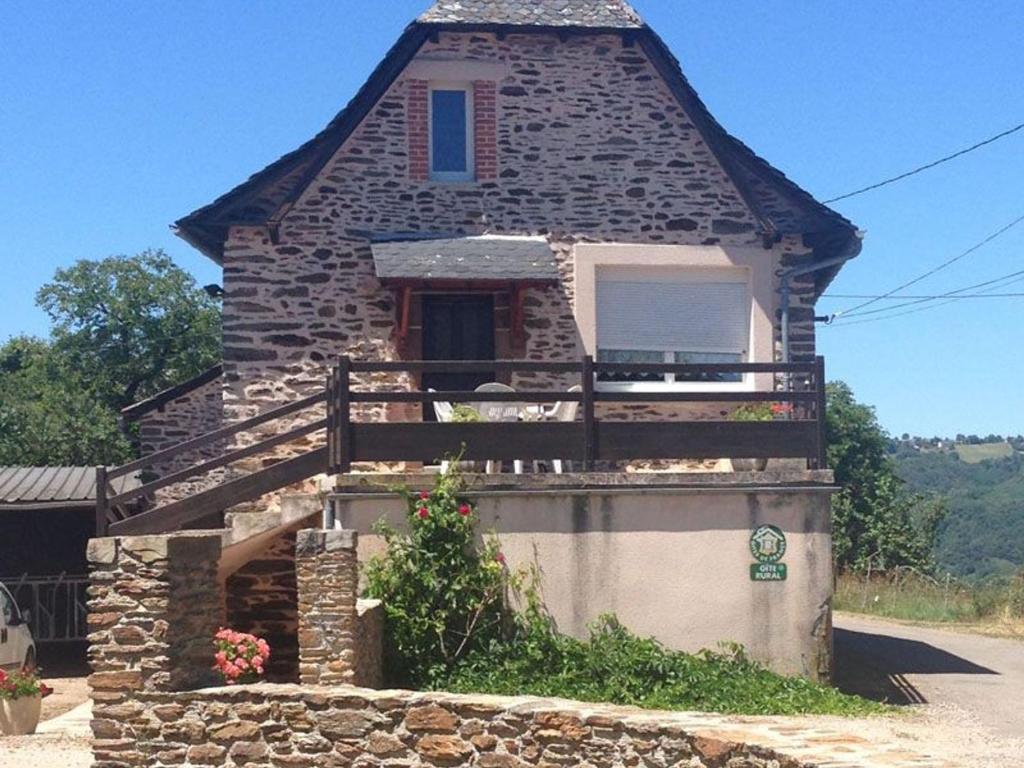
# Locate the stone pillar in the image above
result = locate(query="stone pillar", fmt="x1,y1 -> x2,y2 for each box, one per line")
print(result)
87,533 -> 223,763
295,528 -> 358,685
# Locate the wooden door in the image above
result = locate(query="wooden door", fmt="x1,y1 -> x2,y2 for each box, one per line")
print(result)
421,295 -> 495,418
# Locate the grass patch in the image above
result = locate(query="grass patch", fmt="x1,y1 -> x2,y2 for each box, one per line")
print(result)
431,615 -> 888,717
835,569 -> 1024,625
954,441 -> 1014,464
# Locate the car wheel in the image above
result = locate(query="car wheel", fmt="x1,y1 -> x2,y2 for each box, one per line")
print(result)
23,648 -> 35,673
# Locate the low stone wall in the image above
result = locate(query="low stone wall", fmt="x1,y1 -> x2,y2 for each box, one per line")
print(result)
124,683 -> 806,768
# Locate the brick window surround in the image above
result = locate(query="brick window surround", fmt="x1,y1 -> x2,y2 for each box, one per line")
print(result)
408,79 -> 496,181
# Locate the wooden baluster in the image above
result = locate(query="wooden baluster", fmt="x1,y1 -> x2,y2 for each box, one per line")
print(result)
582,355 -> 595,471
95,466 -> 108,537
337,356 -> 352,475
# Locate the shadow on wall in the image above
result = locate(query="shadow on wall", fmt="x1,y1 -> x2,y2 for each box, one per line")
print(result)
834,627 -> 997,705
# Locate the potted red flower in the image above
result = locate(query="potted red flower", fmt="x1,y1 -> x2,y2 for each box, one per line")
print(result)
213,629 -> 271,685
0,667 -> 53,736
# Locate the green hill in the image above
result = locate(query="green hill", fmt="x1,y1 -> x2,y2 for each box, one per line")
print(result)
894,449 -> 1024,579
954,441 -> 1014,464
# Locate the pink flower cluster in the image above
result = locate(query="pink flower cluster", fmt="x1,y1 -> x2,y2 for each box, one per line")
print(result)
213,628 -> 270,685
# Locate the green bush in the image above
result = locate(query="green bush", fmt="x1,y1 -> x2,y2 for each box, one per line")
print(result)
367,468 -> 886,716
364,469 -> 514,686
439,614 -> 885,716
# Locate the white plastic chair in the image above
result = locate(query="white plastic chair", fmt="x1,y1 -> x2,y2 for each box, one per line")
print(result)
428,389 -> 454,473
536,385 -> 582,474
474,383 -> 524,474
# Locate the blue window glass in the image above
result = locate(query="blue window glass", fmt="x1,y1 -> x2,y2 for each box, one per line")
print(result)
431,89 -> 468,174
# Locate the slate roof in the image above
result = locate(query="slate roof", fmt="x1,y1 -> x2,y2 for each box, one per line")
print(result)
418,0 -> 643,28
372,236 -> 559,282
0,467 -> 140,510
174,1 -> 861,293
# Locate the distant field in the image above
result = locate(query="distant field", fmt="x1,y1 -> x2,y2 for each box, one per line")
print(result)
955,442 -> 1014,463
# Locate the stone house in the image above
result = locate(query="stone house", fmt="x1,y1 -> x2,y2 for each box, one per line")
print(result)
141,0 -> 858,455
107,0 -> 861,682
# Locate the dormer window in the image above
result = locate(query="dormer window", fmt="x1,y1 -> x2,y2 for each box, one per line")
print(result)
429,83 -> 474,181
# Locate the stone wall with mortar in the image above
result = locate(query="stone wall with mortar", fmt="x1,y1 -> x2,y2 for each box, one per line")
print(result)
296,528 -> 359,686
87,532 -> 224,766
133,373 -> 225,501
116,684 -> 810,768
219,30 -> 820,446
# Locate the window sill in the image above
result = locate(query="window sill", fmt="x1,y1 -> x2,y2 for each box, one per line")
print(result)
595,379 -> 757,394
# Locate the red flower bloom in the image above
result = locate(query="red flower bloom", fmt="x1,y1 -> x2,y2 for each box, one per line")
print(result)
495,552 -> 506,565
419,490 -> 430,500
459,503 -> 471,517
418,506 -> 429,519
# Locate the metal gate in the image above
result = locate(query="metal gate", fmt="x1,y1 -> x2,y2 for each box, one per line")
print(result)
0,573 -> 89,642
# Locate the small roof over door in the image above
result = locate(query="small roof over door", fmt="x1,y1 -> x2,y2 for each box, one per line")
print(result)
371,235 -> 559,285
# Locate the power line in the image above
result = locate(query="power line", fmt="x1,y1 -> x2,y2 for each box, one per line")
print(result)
823,120 -> 1024,204
825,269 -> 1024,327
832,212 -> 1024,318
825,292 -> 1024,299
835,267 -> 1024,319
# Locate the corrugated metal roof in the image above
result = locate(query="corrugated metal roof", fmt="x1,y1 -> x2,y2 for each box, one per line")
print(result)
372,236 -> 559,282
0,467 -> 140,508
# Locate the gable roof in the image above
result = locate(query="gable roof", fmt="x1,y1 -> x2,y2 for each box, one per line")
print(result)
174,1 -> 859,292
418,0 -> 643,28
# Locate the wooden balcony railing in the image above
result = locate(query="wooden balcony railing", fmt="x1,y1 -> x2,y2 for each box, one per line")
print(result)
328,356 -> 826,474
97,356 -> 826,537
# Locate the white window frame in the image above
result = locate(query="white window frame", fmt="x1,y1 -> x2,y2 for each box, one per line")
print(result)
594,268 -> 755,394
428,82 -> 475,182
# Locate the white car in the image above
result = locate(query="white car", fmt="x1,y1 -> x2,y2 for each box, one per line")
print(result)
0,583 -> 35,671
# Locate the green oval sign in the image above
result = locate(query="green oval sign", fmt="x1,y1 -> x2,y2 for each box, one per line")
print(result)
749,525 -> 787,564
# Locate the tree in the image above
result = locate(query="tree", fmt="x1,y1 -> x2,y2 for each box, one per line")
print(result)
37,250 -> 221,408
826,381 -> 946,572
0,251 -> 220,465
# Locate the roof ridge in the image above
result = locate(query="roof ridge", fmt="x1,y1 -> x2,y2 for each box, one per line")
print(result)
418,0 -> 644,28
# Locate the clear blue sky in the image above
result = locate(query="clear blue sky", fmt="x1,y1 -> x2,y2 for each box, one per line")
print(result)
2,1 -> 1022,438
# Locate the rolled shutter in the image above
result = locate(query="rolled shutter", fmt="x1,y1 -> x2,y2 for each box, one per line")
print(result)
596,274 -> 749,354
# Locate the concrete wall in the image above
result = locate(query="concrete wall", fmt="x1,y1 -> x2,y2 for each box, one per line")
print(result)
335,472 -> 835,680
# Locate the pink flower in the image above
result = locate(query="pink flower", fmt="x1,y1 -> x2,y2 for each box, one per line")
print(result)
459,503 -> 471,517
418,506 -> 429,519
419,490 -> 430,500
495,552 -> 506,565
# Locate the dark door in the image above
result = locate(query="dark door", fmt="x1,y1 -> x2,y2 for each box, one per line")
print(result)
421,295 -> 495,418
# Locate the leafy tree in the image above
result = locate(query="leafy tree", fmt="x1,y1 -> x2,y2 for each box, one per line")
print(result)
826,381 -> 945,572
37,250 -> 220,408
0,251 -> 220,465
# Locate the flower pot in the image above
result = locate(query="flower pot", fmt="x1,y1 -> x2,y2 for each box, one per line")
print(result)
0,694 -> 42,736
731,458 -> 768,472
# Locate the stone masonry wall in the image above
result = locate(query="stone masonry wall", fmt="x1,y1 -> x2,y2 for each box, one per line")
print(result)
133,373 -> 225,501
220,30 -> 819,445
87,532 -> 224,766
296,528 -> 359,686
123,684 -> 808,768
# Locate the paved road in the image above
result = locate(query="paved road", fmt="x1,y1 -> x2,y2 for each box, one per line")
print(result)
834,612 -> 1024,738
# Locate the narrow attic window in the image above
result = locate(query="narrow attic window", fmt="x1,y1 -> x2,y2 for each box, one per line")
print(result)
429,83 -> 474,181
